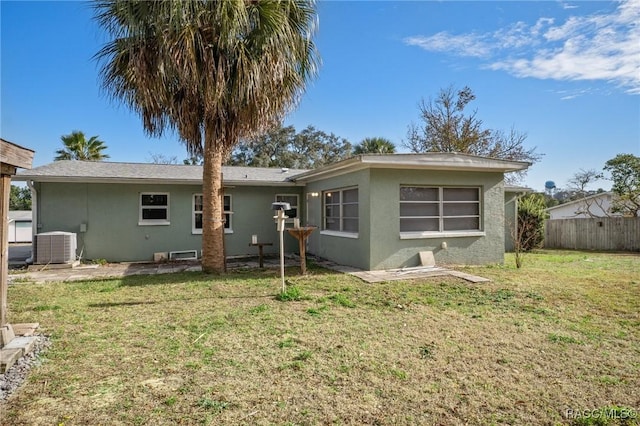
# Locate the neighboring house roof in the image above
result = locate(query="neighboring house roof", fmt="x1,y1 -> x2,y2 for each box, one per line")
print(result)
292,152 -> 530,183
547,191 -> 615,219
547,192 -> 613,212
8,210 -> 32,222
14,160 -> 308,186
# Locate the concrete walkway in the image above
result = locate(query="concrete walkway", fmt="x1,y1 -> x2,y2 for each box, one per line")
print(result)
10,242 -> 490,284
8,256 -> 311,284
9,255 -> 489,285
10,262 -> 202,284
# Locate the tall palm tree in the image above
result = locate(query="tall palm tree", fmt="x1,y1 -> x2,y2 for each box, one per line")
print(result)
54,130 -> 110,161
94,1 -> 319,273
353,137 -> 396,154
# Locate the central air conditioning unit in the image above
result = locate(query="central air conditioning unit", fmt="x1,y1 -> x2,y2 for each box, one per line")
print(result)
33,231 -> 77,265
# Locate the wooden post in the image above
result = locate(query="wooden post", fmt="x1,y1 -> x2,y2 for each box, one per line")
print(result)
286,227 -> 316,275
298,236 -> 307,275
0,139 -> 34,330
0,171 -> 11,327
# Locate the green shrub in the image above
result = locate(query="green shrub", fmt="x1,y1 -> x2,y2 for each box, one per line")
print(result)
517,193 -> 548,252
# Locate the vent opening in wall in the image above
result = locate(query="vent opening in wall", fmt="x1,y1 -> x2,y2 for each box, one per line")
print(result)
33,232 -> 77,264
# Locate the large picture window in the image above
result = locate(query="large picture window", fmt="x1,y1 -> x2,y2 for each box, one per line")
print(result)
323,187 -> 358,235
400,186 -> 481,235
139,193 -> 170,225
193,194 -> 232,234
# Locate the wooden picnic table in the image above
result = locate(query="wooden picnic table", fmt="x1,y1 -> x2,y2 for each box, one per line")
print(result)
248,242 -> 273,268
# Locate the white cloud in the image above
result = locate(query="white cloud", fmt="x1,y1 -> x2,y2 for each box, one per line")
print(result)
404,32 -> 491,58
404,0 -> 640,94
559,2 -> 579,10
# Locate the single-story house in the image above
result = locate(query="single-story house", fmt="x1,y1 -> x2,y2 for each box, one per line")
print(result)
7,211 -> 32,243
547,191 -> 617,220
14,153 -> 529,270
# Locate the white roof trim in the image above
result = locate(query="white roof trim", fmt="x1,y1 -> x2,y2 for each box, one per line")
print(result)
505,185 -> 534,193
12,176 -> 202,185
12,175 -> 303,187
293,153 -> 530,183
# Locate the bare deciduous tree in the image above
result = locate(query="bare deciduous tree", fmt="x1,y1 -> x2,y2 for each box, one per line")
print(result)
405,85 -> 541,183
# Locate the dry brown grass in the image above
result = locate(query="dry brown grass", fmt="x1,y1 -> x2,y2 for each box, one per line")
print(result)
2,250 -> 639,425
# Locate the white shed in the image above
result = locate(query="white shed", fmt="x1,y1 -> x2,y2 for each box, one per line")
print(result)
7,211 -> 32,243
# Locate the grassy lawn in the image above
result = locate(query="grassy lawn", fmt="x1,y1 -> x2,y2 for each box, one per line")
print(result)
2,250 -> 639,425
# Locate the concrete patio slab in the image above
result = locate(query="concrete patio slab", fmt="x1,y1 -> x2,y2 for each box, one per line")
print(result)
8,256 -> 490,285
349,266 -> 490,284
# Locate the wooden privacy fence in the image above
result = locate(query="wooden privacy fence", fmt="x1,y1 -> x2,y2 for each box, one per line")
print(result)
545,217 -> 640,251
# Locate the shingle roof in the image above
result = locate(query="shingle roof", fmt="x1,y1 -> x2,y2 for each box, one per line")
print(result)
15,153 -> 531,186
14,160 -> 308,186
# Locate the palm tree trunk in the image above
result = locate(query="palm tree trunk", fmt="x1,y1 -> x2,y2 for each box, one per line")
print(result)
201,125 -> 226,274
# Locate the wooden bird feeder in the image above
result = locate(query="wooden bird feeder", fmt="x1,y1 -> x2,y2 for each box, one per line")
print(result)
286,226 -> 317,275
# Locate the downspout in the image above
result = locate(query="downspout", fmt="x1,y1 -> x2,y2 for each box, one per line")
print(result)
514,194 -> 520,245
513,191 -> 529,248
26,180 -> 37,264
504,191 -> 526,251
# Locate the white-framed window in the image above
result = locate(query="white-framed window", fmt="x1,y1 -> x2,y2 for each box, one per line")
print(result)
399,186 -> 481,237
322,187 -> 358,237
275,194 -> 299,222
139,192 -> 170,225
193,194 -> 233,234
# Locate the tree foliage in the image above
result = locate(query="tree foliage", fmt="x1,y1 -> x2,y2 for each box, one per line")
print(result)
227,124 -> 351,169
353,137 -> 396,155
10,185 -> 31,210
552,168 -> 608,217
405,85 -> 541,181
604,153 -> 640,216
95,0 -> 318,273
513,193 -> 547,268
566,169 -> 604,197
183,155 -> 203,166
54,131 -> 109,161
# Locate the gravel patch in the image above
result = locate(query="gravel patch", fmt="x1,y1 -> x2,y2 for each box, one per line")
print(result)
0,334 -> 52,403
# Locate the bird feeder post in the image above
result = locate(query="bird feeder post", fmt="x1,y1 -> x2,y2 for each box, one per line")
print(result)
271,202 -> 291,294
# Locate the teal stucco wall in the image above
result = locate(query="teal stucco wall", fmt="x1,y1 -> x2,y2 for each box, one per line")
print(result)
303,168 -> 506,270
224,185 -> 303,257
304,169 -> 371,270
34,182 -> 303,262
368,169 -> 505,269
34,170 -> 509,268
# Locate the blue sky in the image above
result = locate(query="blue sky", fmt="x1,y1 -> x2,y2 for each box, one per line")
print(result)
1,1 -> 638,191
